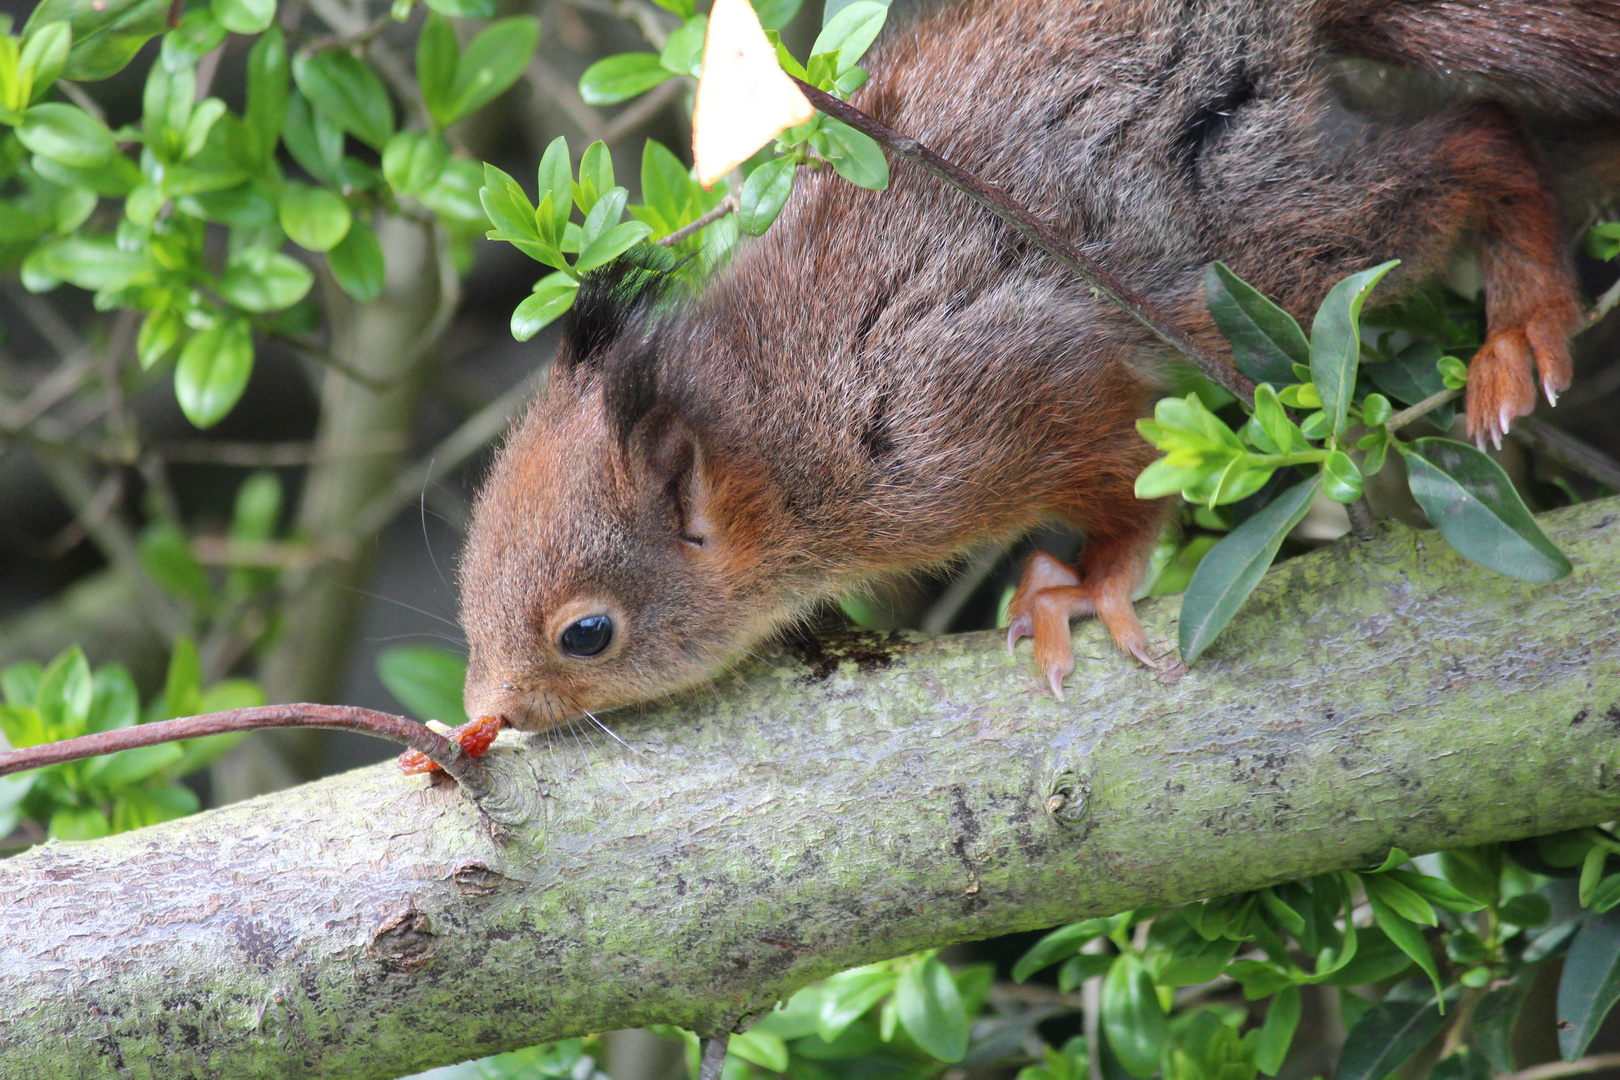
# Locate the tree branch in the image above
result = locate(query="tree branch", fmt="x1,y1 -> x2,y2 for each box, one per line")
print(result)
2,499 -> 1618,1079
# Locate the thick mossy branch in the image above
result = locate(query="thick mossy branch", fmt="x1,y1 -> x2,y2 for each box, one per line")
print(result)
2,500 -> 1618,1080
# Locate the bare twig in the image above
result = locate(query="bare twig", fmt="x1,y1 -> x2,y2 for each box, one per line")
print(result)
348,367 -> 545,542
920,542 -> 1011,636
789,79 -> 1256,406
191,537 -> 322,570
1385,387 -> 1460,434
697,1035 -> 729,1080
657,197 -> 737,247
3,282 -> 84,360
1585,275 -> 1620,328
1513,419 -> 1620,492
25,471 -> 123,560
604,77 -> 688,143
271,331 -> 393,393
1506,1052 -> 1620,1080
53,81 -> 107,127
1345,498 -> 1378,541
526,57 -> 609,143
0,704 -> 488,793
150,441 -> 321,466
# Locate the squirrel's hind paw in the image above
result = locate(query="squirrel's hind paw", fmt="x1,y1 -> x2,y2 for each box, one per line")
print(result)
1466,298 -> 1577,449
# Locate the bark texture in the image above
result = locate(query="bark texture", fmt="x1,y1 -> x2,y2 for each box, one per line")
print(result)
1,499 -> 1618,1080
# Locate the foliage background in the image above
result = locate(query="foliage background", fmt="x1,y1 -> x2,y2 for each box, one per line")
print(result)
0,0 -> 1617,1077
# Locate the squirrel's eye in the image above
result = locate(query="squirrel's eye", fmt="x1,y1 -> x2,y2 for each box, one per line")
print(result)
559,614 -> 614,658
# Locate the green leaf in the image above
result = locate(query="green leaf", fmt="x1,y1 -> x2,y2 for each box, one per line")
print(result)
1362,873 -> 1436,927
50,805 -> 111,840
210,0 -> 274,35
279,182 -> 352,252
20,22 -> 72,100
1367,894 -> 1442,997
218,246 -> 315,312
416,11 -> 458,128
755,0 -> 803,31
649,0 -> 696,16
819,118 -> 889,190
424,0 -> 494,17
442,16 -> 540,125
1309,259 -> 1398,438
579,52 -> 669,106
230,472 -> 283,544
536,135 -> 573,236
175,317 -> 254,429
1013,919 -> 1110,982
659,16 -> 707,77
817,968 -> 897,1042
1318,925 -> 1411,986
18,102 -> 115,167
85,742 -> 184,787
511,272 -> 580,341
1101,954 -> 1166,1078
327,218 -> 385,303
383,131 -> 451,196
812,0 -> 888,72
1383,868 -> 1486,914
1473,976 -> 1531,1073
739,156 -> 796,236
112,783 -> 199,831
163,638 -> 203,719
576,220 -> 652,273
481,161 -> 539,238
244,26 -> 288,164
282,93 -> 343,185
294,48 -> 395,150
1204,262 -> 1308,385
1319,450 -> 1362,503
29,0 -> 168,81
25,236 -> 149,292
639,139 -> 694,231
1179,479 -> 1319,665
1559,909 -> 1620,1060
376,646 -> 469,725
139,526 -> 213,610
37,646 -> 93,737
1337,996 -> 1446,1080
159,8 -> 224,72
87,665 -> 139,733
1252,985 -> 1300,1076
728,1029 -> 787,1073
1058,953 -> 1116,992
895,956 -> 969,1063
1399,437 -> 1572,582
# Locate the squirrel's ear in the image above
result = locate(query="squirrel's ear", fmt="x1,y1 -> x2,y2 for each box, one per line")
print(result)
634,409 -> 716,547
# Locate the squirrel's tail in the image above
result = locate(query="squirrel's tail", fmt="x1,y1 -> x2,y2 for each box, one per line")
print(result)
1325,1 -> 1620,116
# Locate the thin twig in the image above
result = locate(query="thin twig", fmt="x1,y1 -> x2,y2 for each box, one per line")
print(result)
789,78 -> 1255,406
150,441 -> 321,466
1513,419 -> 1620,493
1345,498 -> 1377,542
25,471 -> 123,560
191,537 -> 322,570
271,331 -> 393,393
348,367 -> 545,542
0,704 -> 488,794
53,81 -> 107,127
1385,387 -> 1460,434
1585,275 -> 1620,328
526,57 -> 609,143
697,1035 -> 729,1080
604,77 -> 688,144
657,197 -> 737,247
920,542 -> 1011,636
1506,1052 -> 1620,1080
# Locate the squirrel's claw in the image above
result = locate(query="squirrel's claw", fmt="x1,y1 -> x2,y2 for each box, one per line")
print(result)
1466,297 -> 1578,449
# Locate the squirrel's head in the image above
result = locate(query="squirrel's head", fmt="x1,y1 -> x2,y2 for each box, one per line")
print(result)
457,266 -> 789,730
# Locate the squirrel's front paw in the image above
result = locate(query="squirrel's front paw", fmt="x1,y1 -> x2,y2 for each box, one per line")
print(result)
1007,551 -> 1161,699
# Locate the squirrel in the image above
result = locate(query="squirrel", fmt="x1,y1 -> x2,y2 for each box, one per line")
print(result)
458,0 -> 1620,729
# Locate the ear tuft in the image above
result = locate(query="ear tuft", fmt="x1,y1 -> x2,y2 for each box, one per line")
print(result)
557,258 -> 680,372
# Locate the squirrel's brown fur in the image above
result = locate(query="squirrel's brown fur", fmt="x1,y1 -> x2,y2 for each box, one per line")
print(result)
460,0 -> 1620,729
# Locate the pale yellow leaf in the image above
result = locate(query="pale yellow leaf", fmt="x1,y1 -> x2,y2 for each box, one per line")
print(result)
692,0 -> 813,188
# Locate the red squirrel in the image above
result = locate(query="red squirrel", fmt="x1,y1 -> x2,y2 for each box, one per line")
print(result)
458,0 -> 1620,728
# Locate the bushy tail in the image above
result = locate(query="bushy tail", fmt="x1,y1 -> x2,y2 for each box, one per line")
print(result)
1326,0 -> 1620,116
